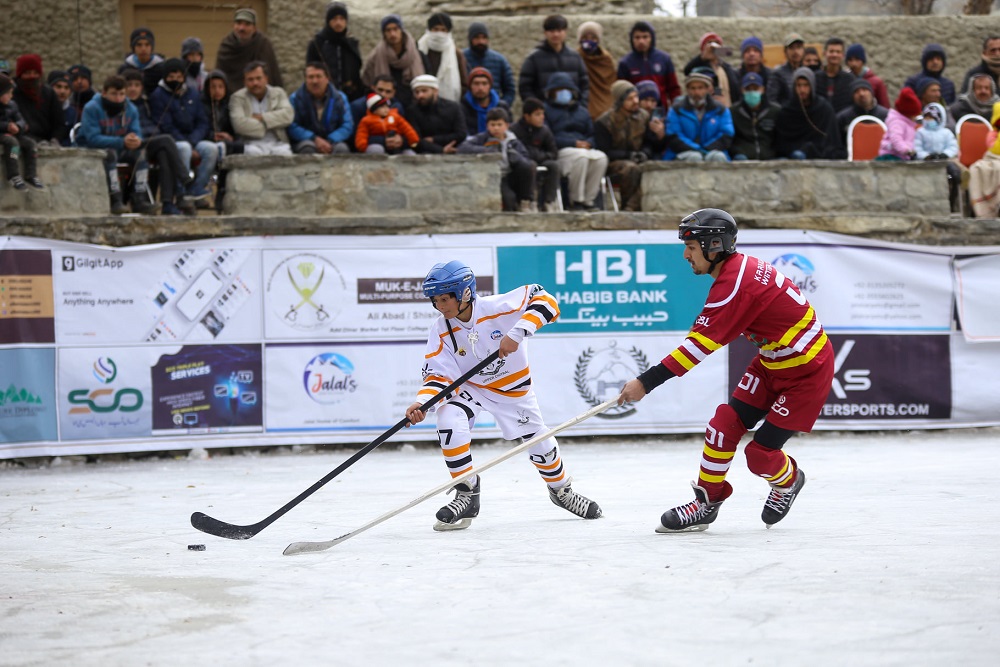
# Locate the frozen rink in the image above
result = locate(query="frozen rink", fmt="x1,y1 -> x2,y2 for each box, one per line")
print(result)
3,430 -> 1000,667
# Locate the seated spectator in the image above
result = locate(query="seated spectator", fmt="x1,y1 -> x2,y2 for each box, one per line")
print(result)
814,38 -> 855,113
461,67 -> 509,136
961,37 -> 1000,101
68,65 -> 95,123
181,38 -> 207,92
1,74 -> 43,190
577,21 -> 616,120
458,107 -> 535,211
636,80 -> 663,116
730,72 -> 780,161
664,68 -> 733,162
355,93 -> 419,154
775,67 -> 844,160
511,97 -> 561,212
950,73 -> 998,122
306,2 -> 364,102
47,70 -> 76,146
76,74 -> 157,214
906,44 -> 956,106
120,27 -> 165,96
594,81 -> 664,211
683,32 -> 741,107
914,76 -> 955,130
11,54 -> 66,146
771,33 -> 805,107
737,36 -> 779,106
969,101 -> 1000,217
229,62 -> 293,156
845,43 -> 889,108
362,15 -> 426,110
407,74 -> 466,154
519,15 -> 590,109
802,47 -> 821,71
617,21 -> 681,107
464,22 -> 516,106
877,87 -> 923,161
915,102 -> 960,211
836,79 -> 889,138
350,76 -> 406,151
418,13 -> 468,103
215,8 -> 283,92
202,69 -> 243,212
544,71 -> 607,210
288,62 -> 352,155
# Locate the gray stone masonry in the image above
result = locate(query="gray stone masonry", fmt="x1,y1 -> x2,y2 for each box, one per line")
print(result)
0,147 -> 110,216
641,161 -> 951,218
222,153 -> 503,216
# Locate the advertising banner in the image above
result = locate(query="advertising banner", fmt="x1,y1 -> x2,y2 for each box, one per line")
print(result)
0,348 -> 58,443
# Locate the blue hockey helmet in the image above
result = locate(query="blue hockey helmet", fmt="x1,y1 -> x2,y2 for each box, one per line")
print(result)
422,261 -> 476,303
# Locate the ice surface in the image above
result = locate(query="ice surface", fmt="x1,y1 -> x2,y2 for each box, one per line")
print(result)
2,430 -> 999,666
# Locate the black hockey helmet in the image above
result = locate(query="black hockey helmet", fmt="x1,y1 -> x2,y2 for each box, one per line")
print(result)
678,208 -> 738,261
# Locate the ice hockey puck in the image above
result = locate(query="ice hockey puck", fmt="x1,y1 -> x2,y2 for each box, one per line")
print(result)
187,544 -> 206,551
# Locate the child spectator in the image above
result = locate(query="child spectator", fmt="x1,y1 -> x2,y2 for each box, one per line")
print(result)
120,27 -> 165,96
181,37 -> 207,92
355,93 -> 418,154
511,97 -> 561,211
1,74 -> 43,190
47,70 -> 76,146
458,106 -> 536,212
202,70 -> 242,213
914,102 -> 960,211
878,87 -> 923,161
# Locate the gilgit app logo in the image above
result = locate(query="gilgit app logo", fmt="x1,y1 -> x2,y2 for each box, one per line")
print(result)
303,352 -> 358,404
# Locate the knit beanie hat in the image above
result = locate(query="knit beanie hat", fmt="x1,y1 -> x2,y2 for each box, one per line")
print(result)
68,64 -> 92,84
850,78 -> 873,94
130,27 -> 155,50
410,74 -> 439,90
162,58 -> 186,76
366,93 -> 388,111
47,70 -> 69,86
741,36 -> 763,55
577,21 -> 603,41
326,2 -> 348,22
895,87 -> 922,118
846,43 -> 867,63
0,74 -> 13,97
610,80 -> 636,109
468,67 -> 493,86
700,32 -> 723,51
181,37 -> 204,58
468,22 -> 489,41
380,14 -> 403,33
686,67 -> 715,88
635,80 -> 660,101
15,54 -> 43,78
427,12 -> 452,32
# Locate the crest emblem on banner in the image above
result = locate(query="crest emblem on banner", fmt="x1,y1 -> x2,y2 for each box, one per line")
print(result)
574,342 -> 648,419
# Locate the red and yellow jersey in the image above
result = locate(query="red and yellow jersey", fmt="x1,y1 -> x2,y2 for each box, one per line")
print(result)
416,285 -> 560,405
663,253 -> 831,378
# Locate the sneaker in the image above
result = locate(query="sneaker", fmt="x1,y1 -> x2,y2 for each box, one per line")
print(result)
110,197 -> 127,215
26,177 -> 44,190
185,187 -> 211,201
433,477 -> 481,531
548,477 -> 602,519
161,202 -> 182,216
761,469 -> 806,528
656,481 -> 731,533
193,196 -> 213,210
8,176 -> 27,191
177,199 -> 197,216
130,196 -> 159,215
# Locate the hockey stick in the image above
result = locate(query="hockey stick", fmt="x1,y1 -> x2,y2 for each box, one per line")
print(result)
191,350 -> 501,540
283,397 -> 618,555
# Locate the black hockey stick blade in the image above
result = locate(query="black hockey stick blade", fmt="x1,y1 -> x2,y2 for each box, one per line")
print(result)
190,350 -> 500,540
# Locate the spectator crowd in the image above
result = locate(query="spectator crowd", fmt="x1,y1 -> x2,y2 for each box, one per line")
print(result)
2,5 -> 1000,217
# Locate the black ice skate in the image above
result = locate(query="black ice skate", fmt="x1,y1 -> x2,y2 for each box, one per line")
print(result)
548,478 -> 602,519
762,469 -> 806,528
656,482 -> 729,533
433,478 -> 481,531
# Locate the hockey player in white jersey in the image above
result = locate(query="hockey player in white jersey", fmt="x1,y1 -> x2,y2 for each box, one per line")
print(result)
405,260 -> 602,531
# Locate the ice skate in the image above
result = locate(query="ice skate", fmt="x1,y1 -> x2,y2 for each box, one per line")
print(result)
656,482 -> 729,533
762,469 -> 806,528
548,478 -> 602,519
433,478 -> 480,531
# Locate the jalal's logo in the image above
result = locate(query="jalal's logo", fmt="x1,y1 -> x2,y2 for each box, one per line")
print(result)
574,342 -> 648,419
267,253 -> 347,330
68,357 -> 143,415
771,253 -> 818,293
303,352 -> 358,404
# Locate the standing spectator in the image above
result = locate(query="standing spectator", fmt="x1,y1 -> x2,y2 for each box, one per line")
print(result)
11,54 -> 66,146
119,27 -> 165,96
684,32 -> 741,108
594,81 -> 663,211
511,98 -> 561,212
844,43 -> 889,108
771,33 -> 806,107
576,21 -> 616,120
960,37 -> 1000,100
47,71 -> 75,146
418,13 -> 468,103
461,68 -> 509,136
814,38 -> 855,113
202,70 -> 243,212
306,2 -> 364,102
150,58 -> 219,203
519,15 -> 590,109
1,74 -> 43,190
914,102 -> 960,211
836,78 -> 889,138
802,47 -> 822,71
215,8 -> 283,92
407,74 -> 466,155
355,93 -> 419,155
361,15 -> 426,110
664,68 -> 734,162
950,73 -> 998,122
288,62 -> 352,155
458,107 -> 536,211
737,36 -> 778,105
463,22 -> 516,106
617,21 -> 681,106
774,67 -> 844,160
229,62 -> 293,156
76,75 -> 157,214
730,72 -> 780,161
181,38 -> 207,93
877,87 -> 922,161
544,72 -> 606,211
68,65 -> 95,123
906,44 -> 957,105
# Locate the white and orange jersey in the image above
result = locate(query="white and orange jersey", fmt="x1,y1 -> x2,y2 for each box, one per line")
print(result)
416,284 -> 559,405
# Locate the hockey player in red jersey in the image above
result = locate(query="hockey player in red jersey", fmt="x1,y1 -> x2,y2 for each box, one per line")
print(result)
406,260 -> 602,531
618,209 -> 834,532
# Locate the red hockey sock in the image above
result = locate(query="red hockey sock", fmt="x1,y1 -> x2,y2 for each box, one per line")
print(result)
697,404 -> 747,502
745,441 -> 797,488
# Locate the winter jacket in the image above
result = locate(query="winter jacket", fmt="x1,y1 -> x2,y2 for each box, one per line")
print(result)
12,82 -> 67,143
542,72 -> 596,148
76,96 -> 143,150
215,30 -> 283,92
405,97 -> 467,153
202,71 -> 237,137
519,41 -> 589,108
730,98 -> 781,160
463,47 -> 517,106
229,85 -> 294,143
306,28 -> 364,101
460,89 -> 510,135
860,68 -> 890,108
131,94 -> 161,138
905,44 -> 957,105
878,108 -> 919,159
913,103 -> 958,159
616,21 -> 681,105
149,81 -> 210,144
683,55 -> 742,106
774,67 -> 845,160
0,99 -> 28,134
771,62 -> 800,106
119,53 -> 165,96
457,129 -> 530,174
288,83 -> 352,145
836,102 -> 889,138
354,108 -> 419,152
663,95 -> 734,160
814,68 -> 857,113
510,119 -> 558,163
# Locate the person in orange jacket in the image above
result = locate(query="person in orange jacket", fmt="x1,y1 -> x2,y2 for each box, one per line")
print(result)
354,93 -> 419,153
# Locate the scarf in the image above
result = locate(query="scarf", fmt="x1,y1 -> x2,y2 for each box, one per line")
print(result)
579,47 -> 617,119
364,33 -> 424,89
418,31 -> 460,102
464,88 -> 500,133
16,78 -> 41,107
962,74 -> 1000,118
713,63 -> 732,107
599,107 -> 647,151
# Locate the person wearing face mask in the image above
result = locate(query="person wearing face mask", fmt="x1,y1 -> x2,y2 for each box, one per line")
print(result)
543,71 -> 606,210
11,54 -> 66,146
802,47 -> 821,72
463,22 -> 516,106
576,21 -> 616,120
418,13 -> 468,103
664,68 -> 733,162
306,2 -> 364,102
950,72 -> 999,122
914,102 -> 960,212
181,38 -> 207,93
730,72 -> 780,161
961,37 -> 1000,102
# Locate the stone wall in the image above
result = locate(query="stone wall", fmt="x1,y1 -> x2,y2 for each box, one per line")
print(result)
222,153 -> 503,215
641,160 -> 951,218
0,148 -> 110,216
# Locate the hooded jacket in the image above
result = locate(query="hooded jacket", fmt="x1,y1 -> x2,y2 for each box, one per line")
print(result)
463,46 -> 516,106
119,53 -> 165,96
202,70 -> 237,136
149,79 -> 211,144
906,44 -> 957,105
288,82 -> 352,144
541,72 -> 596,148
913,102 -> 958,159
774,67 -> 845,159
730,95 -> 782,160
663,92 -> 734,160
11,81 -> 66,143
616,22 -> 681,105
77,95 -> 143,150
518,40 -> 590,109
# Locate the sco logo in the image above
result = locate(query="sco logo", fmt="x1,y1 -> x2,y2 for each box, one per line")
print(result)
67,387 -> 143,414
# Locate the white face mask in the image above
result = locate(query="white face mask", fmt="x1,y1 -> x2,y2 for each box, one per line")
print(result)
424,31 -> 451,51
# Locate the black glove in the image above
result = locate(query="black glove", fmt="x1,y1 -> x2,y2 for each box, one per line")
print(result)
630,151 -> 648,163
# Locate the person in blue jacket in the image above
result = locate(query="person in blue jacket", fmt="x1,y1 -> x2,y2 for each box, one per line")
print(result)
543,71 -> 607,210
663,68 -> 733,162
289,61 -> 352,155
463,22 -> 516,106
